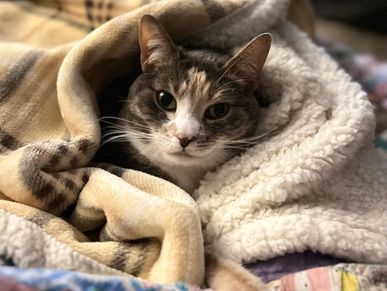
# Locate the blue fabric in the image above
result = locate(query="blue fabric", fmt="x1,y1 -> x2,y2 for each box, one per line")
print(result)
0,266 -> 191,291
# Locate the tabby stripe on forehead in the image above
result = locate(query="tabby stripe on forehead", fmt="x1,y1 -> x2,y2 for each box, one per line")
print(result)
0,129 -> 23,153
201,0 -> 226,22
0,51 -> 42,104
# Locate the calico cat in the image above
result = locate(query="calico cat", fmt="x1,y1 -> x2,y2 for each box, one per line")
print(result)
101,15 -> 271,194
98,15 -> 272,290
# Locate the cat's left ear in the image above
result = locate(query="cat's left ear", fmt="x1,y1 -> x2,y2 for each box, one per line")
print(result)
222,33 -> 272,91
139,15 -> 178,73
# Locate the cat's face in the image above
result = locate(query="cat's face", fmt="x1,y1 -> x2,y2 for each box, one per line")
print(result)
120,65 -> 260,169
118,15 -> 271,170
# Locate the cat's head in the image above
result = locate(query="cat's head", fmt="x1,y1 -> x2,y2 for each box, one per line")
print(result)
118,15 -> 271,169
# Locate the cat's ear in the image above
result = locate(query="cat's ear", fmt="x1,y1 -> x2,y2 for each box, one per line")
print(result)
222,33 -> 272,91
139,15 -> 178,73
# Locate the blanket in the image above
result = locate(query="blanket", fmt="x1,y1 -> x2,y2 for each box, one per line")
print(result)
0,0 -> 228,285
0,0 -> 386,288
0,263 -> 386,291
187,1 -> 387,264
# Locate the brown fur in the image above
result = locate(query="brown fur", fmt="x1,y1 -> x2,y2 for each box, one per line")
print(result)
101,15 -> 272,193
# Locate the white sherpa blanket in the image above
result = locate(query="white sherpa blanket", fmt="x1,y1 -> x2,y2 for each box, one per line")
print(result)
188,0 -> 387,264
0,209 -> 123,276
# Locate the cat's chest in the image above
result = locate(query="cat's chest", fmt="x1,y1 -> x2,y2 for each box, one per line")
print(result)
159,164 -> 207,193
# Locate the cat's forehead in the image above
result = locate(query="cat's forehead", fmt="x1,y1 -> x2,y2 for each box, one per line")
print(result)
177,67 -> 213,101
173,62 -> 244,104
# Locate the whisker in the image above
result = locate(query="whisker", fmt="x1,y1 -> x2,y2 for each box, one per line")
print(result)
102,120 -> 153,137
102,125 -> 157,145
222,127 -> 280,145
102,125 -> 173,148
216,78 -> 244,89
100,116 -> 150,130
103,128 -> 153,140
102,134 -> 131,145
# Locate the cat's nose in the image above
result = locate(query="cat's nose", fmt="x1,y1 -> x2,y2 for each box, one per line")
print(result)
178,136 -> 197,148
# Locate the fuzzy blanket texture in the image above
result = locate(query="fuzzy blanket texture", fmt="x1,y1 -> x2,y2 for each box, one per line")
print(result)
0,0 -> 386,288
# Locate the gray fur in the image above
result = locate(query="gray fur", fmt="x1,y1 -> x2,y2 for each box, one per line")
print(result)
102,15 -> 271,193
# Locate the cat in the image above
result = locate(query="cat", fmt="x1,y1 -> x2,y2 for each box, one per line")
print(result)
97,15 -> 272,291
101,15 -> 272,194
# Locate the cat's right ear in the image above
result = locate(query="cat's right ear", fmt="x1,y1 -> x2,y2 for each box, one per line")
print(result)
139,15 -> 178,73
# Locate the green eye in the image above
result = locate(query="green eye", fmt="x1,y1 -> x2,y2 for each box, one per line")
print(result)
205,103 -> 230,120
154,91 -> 176,111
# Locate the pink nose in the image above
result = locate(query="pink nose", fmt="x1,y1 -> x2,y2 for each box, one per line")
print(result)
178,136 -> 197,148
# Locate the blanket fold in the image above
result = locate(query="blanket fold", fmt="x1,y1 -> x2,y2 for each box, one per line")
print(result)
0,0 -> 386,288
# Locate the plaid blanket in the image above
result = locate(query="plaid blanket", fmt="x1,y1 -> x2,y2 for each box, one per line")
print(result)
0,0 -> 254,286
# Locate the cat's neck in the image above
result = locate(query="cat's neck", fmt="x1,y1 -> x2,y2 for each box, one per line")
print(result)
158,163 -> 209,193
101,141 -> 211,193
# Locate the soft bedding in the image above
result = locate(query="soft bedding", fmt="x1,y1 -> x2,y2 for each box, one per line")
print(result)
245,39 -> 387,284
268,264 -> 387,291
0,264 -> 385,291
0,0 -> 386,290
0,266 -> 196,291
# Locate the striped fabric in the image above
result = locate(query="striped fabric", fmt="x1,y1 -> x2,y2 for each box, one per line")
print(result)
268,264 -> 387,291
0,0 -> 251,286
0,263 -> 385,291
0,262 -> 385,291
0,266 -> 196,291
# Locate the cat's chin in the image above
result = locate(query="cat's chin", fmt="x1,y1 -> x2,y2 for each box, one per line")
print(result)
169,151 -> 193,159
161,149 -> 225,170
163,151 -> 201,166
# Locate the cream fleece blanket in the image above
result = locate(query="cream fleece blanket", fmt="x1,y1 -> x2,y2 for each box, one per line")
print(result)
0,0 -> 386,288
189,0 -> 387,264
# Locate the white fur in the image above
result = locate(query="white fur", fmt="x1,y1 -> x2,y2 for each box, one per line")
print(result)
174,100 -> 201,139
130,128 -> 232,193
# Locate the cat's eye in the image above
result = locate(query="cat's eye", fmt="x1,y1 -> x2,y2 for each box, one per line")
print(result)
154,91 -> 176,111
205,103 -> 230,120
